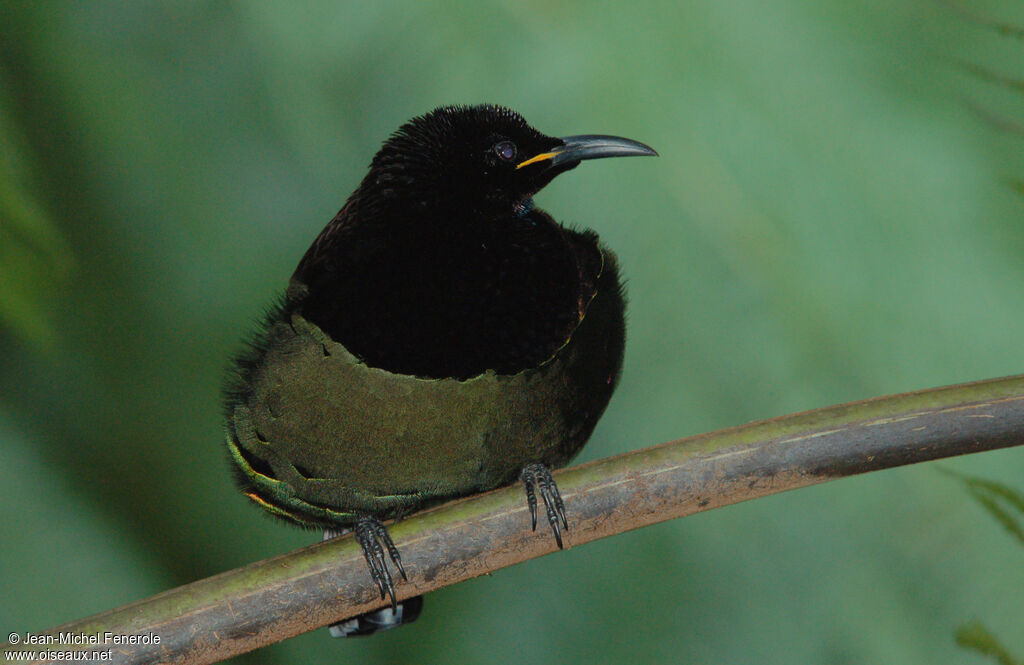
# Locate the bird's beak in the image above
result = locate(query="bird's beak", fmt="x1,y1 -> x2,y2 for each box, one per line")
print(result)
516,134 -> 658,170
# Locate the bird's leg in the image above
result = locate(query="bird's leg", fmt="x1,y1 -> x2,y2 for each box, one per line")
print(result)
520,462 -> 568,549
339,516 -> 406,610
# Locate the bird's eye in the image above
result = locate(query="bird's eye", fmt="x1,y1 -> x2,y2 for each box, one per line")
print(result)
493,141 -> 517,162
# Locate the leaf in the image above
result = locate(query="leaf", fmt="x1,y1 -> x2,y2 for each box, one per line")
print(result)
961,99 -> 1024,136
0,75 -> 73,351
955,620 -> 1021,665
947,4 -> 1024,193
940,1 -> 1024,40
957,60 -> 1024,97
943,469 -> 1024,546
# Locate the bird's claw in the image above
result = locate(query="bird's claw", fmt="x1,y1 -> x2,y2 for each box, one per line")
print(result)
520,463 -> 568,548
350,516 -> 406,610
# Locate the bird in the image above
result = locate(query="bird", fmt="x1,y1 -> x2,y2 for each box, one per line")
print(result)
223,104 -> 655,635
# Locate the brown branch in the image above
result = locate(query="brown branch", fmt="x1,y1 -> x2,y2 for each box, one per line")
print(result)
7,375 -> 1024,664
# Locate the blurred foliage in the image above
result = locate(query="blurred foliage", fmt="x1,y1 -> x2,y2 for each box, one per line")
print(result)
955,4 -> 1024,197
947,471 -> 1024,545
948,472 -> 1024,665
2,1 -> 1024,664
0,73 -> 73,350
957,621 -> 1021,665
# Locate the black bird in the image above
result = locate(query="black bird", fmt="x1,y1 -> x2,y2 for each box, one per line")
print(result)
224,104 -> 655,634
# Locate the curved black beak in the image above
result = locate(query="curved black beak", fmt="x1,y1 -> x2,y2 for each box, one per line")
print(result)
516,134 -> 658,170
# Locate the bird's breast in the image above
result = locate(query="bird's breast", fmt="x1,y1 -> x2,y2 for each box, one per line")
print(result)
296,210 -> 594,380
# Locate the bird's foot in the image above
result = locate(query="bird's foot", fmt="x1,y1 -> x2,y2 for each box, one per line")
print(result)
520,462 -> 568,548
323,524 -> 418,637
340,516 -> 406,610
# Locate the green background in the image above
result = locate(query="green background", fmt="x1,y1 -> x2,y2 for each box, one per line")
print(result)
2,1 -> 1023,663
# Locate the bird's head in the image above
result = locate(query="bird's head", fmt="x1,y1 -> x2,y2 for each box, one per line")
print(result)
362,104 -> 656,219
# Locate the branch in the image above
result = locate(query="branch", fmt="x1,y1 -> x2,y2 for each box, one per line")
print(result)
8,375 -> 1024,664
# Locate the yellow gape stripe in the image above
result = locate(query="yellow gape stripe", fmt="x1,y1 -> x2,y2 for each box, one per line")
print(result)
516,151 -> 559,169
